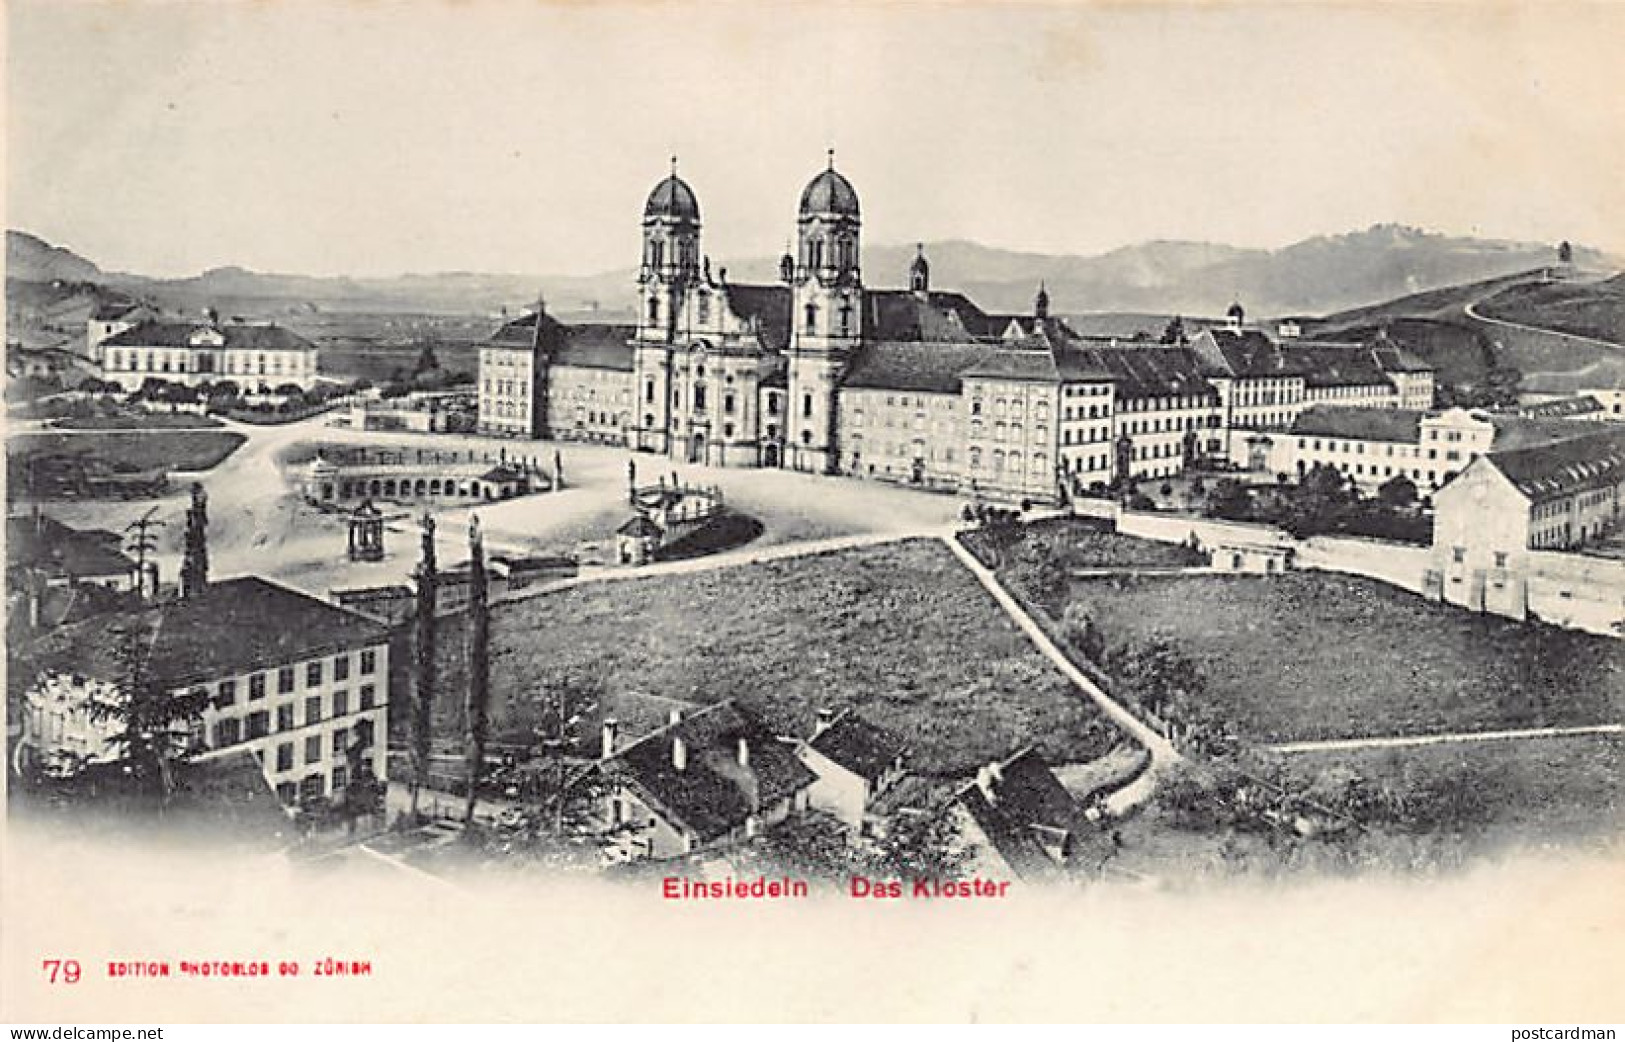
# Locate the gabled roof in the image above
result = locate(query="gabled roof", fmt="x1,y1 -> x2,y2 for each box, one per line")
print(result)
616,514 -> 663,538
1484,426 -> 1625,504
953,747 -> 1092,881
16,576 -> 392,690
806,710 -> 906,783
6,514 -> 137,580
101,320 -> 315,352
863,289 -> 998,342
603,701 -> 816,844
488,308 -> 571,351
1289,406 -> 1425,444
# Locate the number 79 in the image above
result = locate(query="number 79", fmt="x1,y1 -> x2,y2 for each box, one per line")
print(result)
43,959 -> 82,983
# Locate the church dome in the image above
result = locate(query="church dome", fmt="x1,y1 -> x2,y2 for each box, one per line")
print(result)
799,166 -> 860,219
645,174 -> 700,223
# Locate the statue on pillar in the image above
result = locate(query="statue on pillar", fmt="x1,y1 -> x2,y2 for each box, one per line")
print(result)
348,499 -> 385,562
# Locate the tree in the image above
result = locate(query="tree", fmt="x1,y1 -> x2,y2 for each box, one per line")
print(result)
525,666 -> 605,836
409,513 -> 438,820
1061,603 -> 1106,663
869,803 -> 970,882
1278,463 -> 1359,538
88,621 -> 210,806
414,343 -> 440,376
179,483 -> 209,599
1205,478 -> 1251,520
461,515 -> 492,827
1376,474 -> 1418,511
1107,633 -> 1206,725
1558,240 -> 1573,264
1160,315 -> 1186,345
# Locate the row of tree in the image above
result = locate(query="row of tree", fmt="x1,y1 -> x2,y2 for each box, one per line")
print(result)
1204,464 -> 1431,542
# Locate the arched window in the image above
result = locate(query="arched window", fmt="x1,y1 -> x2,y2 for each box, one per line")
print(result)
804,302 -> 818,333
648,297 -> 660,323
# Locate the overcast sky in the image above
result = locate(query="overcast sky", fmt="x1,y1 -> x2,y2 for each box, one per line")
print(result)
8,2 -> 1623,278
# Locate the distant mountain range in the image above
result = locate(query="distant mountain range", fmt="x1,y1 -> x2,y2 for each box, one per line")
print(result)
8,225 -> 1618,322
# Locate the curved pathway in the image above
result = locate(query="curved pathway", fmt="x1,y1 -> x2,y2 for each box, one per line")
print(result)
939,534 -> 1180,815
1463,297 -> 1625,356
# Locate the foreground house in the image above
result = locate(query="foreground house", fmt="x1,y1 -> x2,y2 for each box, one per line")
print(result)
13,576 -> 391,808
594,700 -> 815,862
949,747 -> 1100,882
797,708 -> 907,830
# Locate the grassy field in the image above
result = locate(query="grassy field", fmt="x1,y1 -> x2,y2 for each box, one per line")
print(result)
1063,572 -> 1624,743
962,516 -> 1206,571
7,429 -> 247,473
1115,735 -> 1624,880
1476,279 -> 1625,346
52,413 -> 224,430
415,539 -> 1123,776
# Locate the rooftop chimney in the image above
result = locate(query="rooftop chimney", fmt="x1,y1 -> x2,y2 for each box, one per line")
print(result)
976,764 -> 997,803
814,707 -> 835,735
601,717 -> 619,760
668,707 -> 683,726
672,734 -> 687,772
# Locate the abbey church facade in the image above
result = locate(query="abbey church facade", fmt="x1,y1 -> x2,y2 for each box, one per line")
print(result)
478,160 -> 1435,504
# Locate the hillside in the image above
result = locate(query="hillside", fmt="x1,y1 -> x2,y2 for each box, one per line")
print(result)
1474,278 -> 1625,346
11,225 -> 1616,322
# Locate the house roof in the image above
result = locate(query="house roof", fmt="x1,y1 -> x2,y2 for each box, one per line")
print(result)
6,514 -> 137,580
169,749 -> 293,845
1075,345 -> 1216,401
1485,426 -> 1625,504
16,576 -> 392,690
952,747 -> 1092,881
1289,406 -> 1426,443
807,710 -> 906,783
842,340 -> 991,395
722,284 -> 793,353
554,324 -> 635,372
961,347 -> 1061,383
101,320 -> 315,352
616,515 -> 663,538
1190,329 -> 1430,385
603,701 -> 816,844
863,289 -> 998,342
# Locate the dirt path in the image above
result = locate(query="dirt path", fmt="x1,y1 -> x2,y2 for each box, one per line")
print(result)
1266,722 -> 1623,755
939,534 -> 1178,814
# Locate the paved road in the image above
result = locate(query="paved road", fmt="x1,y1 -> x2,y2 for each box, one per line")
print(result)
1266,722 -> 1623,755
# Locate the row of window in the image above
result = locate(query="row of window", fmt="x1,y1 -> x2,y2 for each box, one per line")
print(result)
106,350 -> 310,375
211,685 -> 379,748
966,448 -> 1050,476
1061,425 -> 1113,445
969,399 -> 1051,421
212,650 -> 377,707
